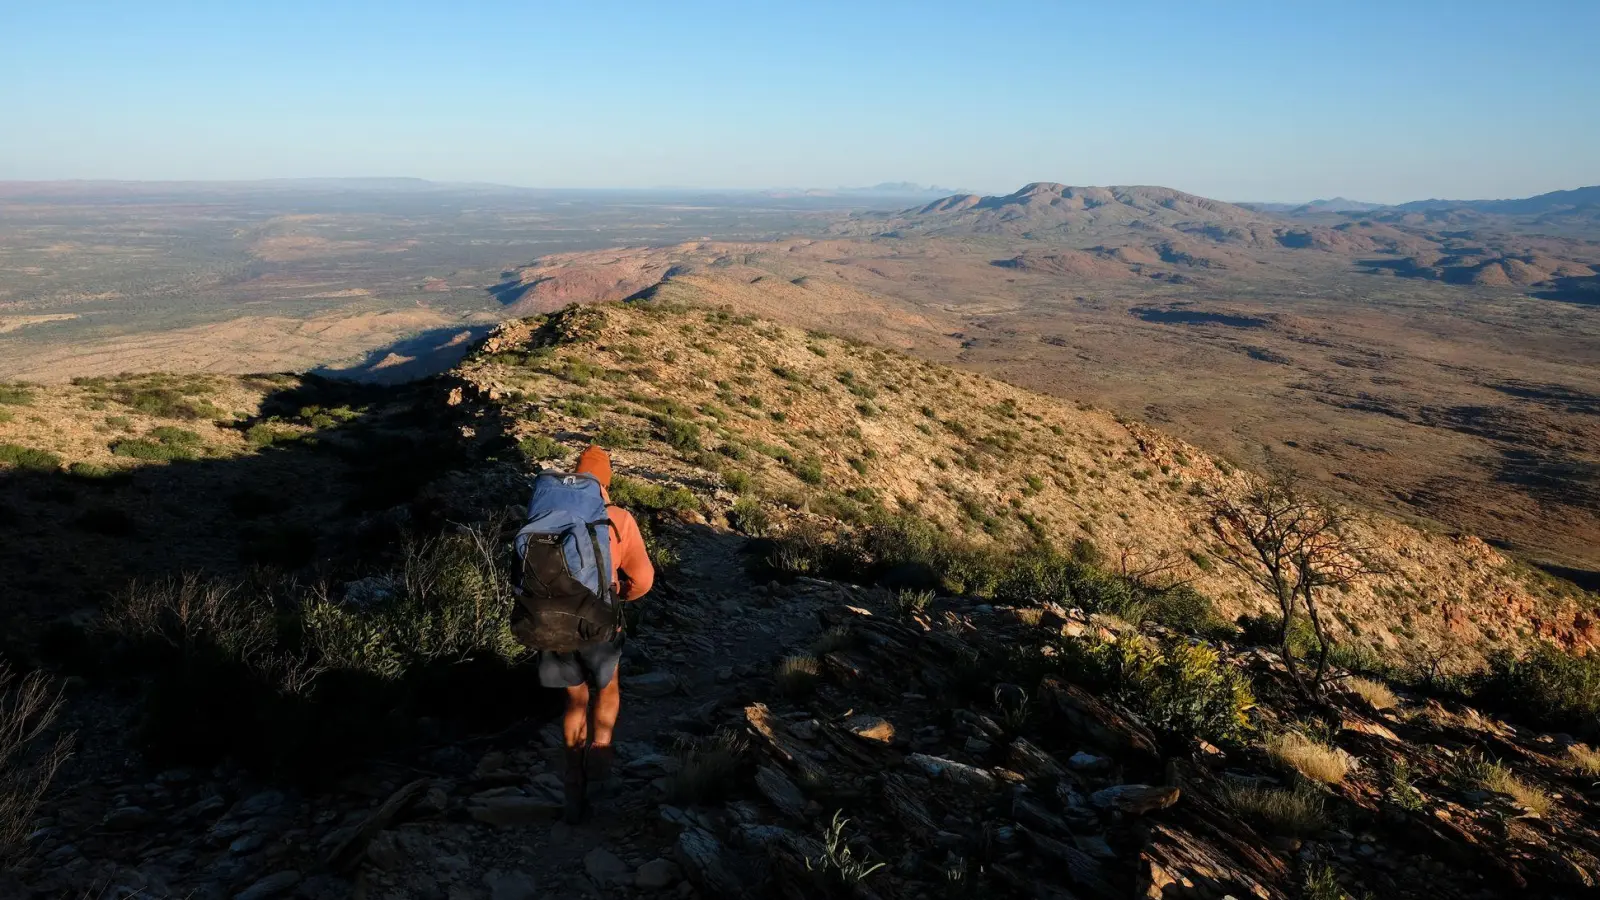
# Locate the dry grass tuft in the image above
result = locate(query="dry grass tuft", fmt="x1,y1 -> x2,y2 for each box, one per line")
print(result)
1266,732 -> 1350,785
1221,783 -> 1328,836
1014,607 -> 1046,627
775,655 -> 822,699
665,729 -> 748,804
1345,676 -> 1399,711
1,665 -> 74,866
811,626 -> 855,656
1480,761 -> 1553,818
1566,744 -> 1600,777
894,589 -> 934,619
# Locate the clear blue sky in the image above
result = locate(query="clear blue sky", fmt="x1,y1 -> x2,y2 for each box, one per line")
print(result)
2,0 -> 1596,202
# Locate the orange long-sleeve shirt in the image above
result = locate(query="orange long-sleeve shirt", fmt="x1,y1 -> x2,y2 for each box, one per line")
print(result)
605,505 -> 654,602
575,445 -> 655,602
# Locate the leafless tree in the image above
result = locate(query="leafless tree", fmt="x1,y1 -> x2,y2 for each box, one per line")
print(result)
1402,631 -> 1465,689
1211,467 -> 1374,697
1115,540 -> 1192,591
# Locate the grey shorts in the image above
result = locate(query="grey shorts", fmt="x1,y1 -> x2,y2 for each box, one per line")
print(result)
536,636 -> 623,690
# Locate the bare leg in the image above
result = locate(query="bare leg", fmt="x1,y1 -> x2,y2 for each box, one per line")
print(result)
584,677 -> 622,801
563,683 -> 591,748
589,676 -> 622,747
562,683 -> 591,824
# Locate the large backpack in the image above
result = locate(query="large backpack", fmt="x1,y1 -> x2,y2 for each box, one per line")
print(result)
511,472 -> 618,652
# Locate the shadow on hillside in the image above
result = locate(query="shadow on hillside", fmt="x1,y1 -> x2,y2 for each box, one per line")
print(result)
313,322 -> 498,384
487,274 -> 534,306
1535,561 -> 1600,592
1130,305 -> 1268,328
1531,274 -> 1600,305
1359,257 -> 1430,278
0,373 -> 565,781
0,376 -> 475,627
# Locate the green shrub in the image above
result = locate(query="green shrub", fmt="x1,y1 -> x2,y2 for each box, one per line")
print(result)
788,454 -> 825,485
0,384 -> 35,405
519,434 -> 567,461
895,589 -> 935,618
723,469 -> 754,494
592,423 -> 638,449
245,423 -> 300,449
767,522 -> 843,576
148,426 -> 203,446
94,524 -> 535,779
730,497 -> 772,536
558,358 -> 600,385
0,443 -> 61,471
1144,586 -> 1233,638
1060,634 -> 1255,749
766,511 -> 1225,636
304,533 -> 523,677
1069,537 -> 1101,566
106,384 -> 222,420
1238,613 -> 1318,656
1475,644 -> 1600,734
657,416 -> 702,451
610,476 -> 699,515
560,399 -> 597,418
111,439 -> 196,462
0,409 -> 12,424
67,461 -> 118,480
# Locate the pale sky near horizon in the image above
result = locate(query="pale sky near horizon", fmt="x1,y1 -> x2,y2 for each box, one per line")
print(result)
1,0 -> 1596,203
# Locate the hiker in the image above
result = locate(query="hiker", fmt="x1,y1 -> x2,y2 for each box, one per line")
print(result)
512,445 -> 655,823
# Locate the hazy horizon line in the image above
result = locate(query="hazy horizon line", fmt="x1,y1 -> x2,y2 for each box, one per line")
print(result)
1,175 -> 1595,206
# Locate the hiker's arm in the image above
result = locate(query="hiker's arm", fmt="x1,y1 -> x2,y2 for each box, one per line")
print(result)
611,508 -> 655,601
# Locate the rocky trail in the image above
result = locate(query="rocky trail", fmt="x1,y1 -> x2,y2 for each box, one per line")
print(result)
19,522 -> 850,900
28,510 -> 1600,900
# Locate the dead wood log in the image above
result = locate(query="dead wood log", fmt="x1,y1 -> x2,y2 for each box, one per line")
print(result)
747,703 -> 830,787
324,777 -> 429,874
882,773 -> 939,840
1039,676 -> 1161,763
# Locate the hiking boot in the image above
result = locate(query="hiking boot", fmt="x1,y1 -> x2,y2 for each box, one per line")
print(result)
562,747 -> 588,825
585,744 -> 618,802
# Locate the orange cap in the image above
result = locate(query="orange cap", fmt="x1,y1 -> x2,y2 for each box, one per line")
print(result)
576,445 -> 612,490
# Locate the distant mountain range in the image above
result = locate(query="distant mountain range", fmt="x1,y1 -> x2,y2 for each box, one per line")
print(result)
1394,185 -> 1600,215
1242,197 -> 1388,214
845,182 -> 1269,239
864,182 -> 1600,236
758,182 -> 963,199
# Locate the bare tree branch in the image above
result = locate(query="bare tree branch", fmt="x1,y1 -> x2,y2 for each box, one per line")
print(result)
1210,467 -> 1374,699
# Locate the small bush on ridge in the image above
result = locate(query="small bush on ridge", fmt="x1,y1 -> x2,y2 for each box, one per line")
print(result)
1061,634 -> 1255,750
0,443 -> 61,472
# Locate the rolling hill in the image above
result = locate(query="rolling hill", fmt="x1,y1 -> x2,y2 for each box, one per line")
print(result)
7,297 -> 1600,899
844,182 -> 1267,239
